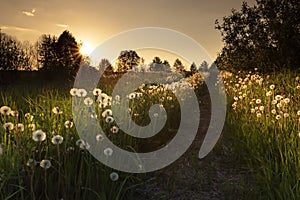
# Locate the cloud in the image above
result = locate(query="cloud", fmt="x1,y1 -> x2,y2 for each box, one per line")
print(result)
0,25 -> 40,33
56,24 -> 68,28
22,8 -> 36,17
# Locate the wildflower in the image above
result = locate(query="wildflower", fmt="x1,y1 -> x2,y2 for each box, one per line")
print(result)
32,130 -> 46,142
266,91 -> 272,97
276,115 -> 281,120
98,93 -> 108,102
104,147 -> 113,156
84,97 -> 93,106
15,123 -> 24,132
283,98 -> 290,104
110,172 -> 119,181
256,113 -> 262,118
93,88 -> 102,96
270,85 -> 275,90
297,110 -> 300,116
259,106 -> 264,112
10,110 -> 19,117
275,95 -> 283,101
76,89 -> 87,97
272,100 -> 277,105
271,109 -> 276,114
136,92 -> 143,98
296,85 -> 300,90
102,109 -> 112,118
255,99 -> 261,104
128,92 -> 136,99
114,95 -> 121,102
25,113 -> 34,121
52,107 -> 63,115
110,126 -> 119,134
105,116 -> 114,123
64,120 -> 73,128
250,108 -> 255,113
51,135 -> 64,145
283,113 -> 289,118
96,134 -> 104,142
0,106 -> 11,116
28,124 -> 36,131
70,88 -> 78,96
3,122 -> 14,131
40,159 -> 51,169
276,103 -> 282,108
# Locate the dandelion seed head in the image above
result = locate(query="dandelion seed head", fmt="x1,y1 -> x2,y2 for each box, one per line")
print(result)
84,97 -> 93,106
104,147 -> 113,156
96,134 -> 104,142
110,126 -> 119,134
40,159 -> 51,169
270,85 -> 275,90
105,116 -> 114,123
52,107 -> 63,115
51,135 -> 64,145
3,122 -> 14,131
76,89 -> 87,97
93,88 -> 102,96
0,106 -> 11,116
15,123 -> 24,132
110,172 -> 119,181
32,130 -> 46,142
64,120 -> 73,128
70,88 -> 78,96
102,109 -> 112,118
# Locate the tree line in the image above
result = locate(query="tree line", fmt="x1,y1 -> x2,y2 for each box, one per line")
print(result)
0,29 -> 209,78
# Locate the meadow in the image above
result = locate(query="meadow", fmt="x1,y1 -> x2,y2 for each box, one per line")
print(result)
1,68 -> 300,200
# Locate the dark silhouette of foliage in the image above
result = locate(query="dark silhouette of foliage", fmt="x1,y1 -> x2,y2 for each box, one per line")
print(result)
38,30 -> 82,77
0,30 -> 33,70
149,56 -> 172,72
99,58 -> 114,76
215,0 -> 300,72
173,58 -> 186,75
115,50 -> 141,73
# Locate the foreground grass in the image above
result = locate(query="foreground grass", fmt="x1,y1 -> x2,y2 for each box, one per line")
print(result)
222,69 -> 300,199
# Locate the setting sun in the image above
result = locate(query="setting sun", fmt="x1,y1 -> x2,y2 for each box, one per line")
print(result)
79,41 -> 94,55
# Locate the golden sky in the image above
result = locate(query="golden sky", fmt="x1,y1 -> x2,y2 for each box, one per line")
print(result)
0,0 -> 255,62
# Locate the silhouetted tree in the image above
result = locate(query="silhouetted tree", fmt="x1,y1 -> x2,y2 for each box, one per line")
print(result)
115,50 -> 141,73
173,58 -> 186,75
37,34 -> 58,71
56,30 -> 82,76
99,58 -> 114,76
199,61 -> 209,72
215,0 -> 300,72
0,30 -> 32,70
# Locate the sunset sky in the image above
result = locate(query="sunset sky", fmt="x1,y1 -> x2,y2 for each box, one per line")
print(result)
0,0 -> 255,63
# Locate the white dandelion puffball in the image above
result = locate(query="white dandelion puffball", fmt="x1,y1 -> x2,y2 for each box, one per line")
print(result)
76,88 -> 87,97
40,159 -> 51,169
110,126 -> 119,134
104,147 -> 113,156
0,106 -> 11,116
64,120 -> 73,128
93,88 -> 102,96
70,88 -> 78,96
96,134 -> 104,142
28,124 -> 36,131
52,107 -> 63,115
15,123 -> 24,132
32,130 -> 46,142
84,97 -> 93,106
110,172 -> 119,181
105,116 -> 114,123
270,85 -> 275,90
255,99 -> 261,104
3,122 -> 14,131
51,135 -> 64,145
102,109 -> 112,118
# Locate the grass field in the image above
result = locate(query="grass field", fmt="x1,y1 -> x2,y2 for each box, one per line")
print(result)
1,69 -> 300,199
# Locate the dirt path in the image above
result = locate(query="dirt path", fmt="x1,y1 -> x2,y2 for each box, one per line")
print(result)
131,93 -> 248,200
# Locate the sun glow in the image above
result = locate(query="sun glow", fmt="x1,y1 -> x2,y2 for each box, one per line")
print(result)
79,41 -> 94,55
